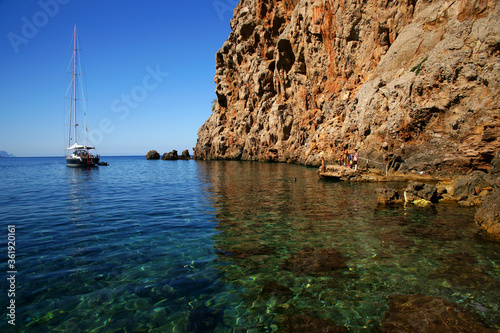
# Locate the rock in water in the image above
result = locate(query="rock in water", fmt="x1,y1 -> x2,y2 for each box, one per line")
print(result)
281,246 -> 348,277
146,150 -> 160,160
181,150 -> 191,159
278,314 -> 348,333
381,294 -> 495,332
404,182 -> 438,203
376,188 -> 403,205
161,150 -> 178,160
194,0 -> 500,175
476,189 -> 500,239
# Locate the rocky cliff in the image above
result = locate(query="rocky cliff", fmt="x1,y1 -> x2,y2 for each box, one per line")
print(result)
194,0 -> 500,175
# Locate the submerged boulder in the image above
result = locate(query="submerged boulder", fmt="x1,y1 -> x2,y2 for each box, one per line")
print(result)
381,294 -> 495,332
146,150 -> 160,160
277,314 -> 348,333
281,247 -> 348,277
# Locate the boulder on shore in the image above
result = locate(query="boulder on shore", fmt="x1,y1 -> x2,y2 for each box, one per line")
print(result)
476,189 -> 500,239
446,151 -> 499,206
404,182 -> 438,203
146,150 -> 160,160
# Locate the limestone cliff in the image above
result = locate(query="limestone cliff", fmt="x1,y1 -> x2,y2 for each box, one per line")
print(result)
194,0 -> 500,175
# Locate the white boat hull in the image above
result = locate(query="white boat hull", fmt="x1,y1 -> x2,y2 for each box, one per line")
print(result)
65,156 -> 99,167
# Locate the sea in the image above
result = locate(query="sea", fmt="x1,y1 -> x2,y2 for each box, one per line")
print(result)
1,156 -> 499,332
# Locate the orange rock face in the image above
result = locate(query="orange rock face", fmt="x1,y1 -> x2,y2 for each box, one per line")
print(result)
194,0 -> 500,175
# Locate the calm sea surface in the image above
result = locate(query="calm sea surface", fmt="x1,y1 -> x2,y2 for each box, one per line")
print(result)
1,156 -> 499,332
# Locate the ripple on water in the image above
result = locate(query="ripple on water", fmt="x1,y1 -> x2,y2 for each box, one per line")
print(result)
0,158 -> 499,331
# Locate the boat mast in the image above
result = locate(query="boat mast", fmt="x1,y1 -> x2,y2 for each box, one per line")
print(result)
73,23 -> 78,145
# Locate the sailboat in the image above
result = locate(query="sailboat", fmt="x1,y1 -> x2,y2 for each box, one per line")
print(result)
65,24 -> 100,167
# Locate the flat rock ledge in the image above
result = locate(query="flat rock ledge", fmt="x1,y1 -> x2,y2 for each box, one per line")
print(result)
318,165 -> 441,183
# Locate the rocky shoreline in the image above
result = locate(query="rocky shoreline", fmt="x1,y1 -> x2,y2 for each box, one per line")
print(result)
318,151 -> 500,239
192,0 -> 499,240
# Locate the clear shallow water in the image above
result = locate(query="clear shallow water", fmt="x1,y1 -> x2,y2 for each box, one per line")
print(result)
0,157 -> 499,332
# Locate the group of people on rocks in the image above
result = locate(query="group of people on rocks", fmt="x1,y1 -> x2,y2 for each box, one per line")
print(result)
340,148 -> 358,170
320,148 -> 359,173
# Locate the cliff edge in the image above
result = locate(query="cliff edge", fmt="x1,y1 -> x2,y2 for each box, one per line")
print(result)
194,0 -> 499,175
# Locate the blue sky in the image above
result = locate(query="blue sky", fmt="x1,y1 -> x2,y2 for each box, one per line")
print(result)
0,0 -> 238,156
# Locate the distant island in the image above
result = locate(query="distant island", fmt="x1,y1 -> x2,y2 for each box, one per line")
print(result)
0,150 -> 14,157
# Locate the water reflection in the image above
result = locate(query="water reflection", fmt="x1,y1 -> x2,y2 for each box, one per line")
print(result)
196,161 -> 500,331
4,158 -> 500,331
66,167 -> 99,220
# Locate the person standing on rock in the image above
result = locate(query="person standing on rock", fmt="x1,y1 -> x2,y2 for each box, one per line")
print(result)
343,148 -> 348,167
354,149 -> 359,171
320,156 -> 325,173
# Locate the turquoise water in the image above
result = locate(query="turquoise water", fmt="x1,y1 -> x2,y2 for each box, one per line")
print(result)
0,157 -> 499,332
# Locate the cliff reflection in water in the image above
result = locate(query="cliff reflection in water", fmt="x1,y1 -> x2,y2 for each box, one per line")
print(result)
196,161 -> 500,331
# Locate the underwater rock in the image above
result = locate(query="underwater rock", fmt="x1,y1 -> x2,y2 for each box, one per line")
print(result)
404,182 -> 438,203
281,247 -> 348,277
381,294 -> 495,332
277,314 -> 348,333
187,305 -> 222,333
146,150 -> 160,160
217,244 -> 276,260
376,188 -> 403,205
259,280 -> 294,298
476,189 -> 500,239
404,223 -> 461,242
378,230 -> 415,250
428,253 -> 500,290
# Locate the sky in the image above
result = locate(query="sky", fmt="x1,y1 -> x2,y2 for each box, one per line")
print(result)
0,0 -> 239,157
